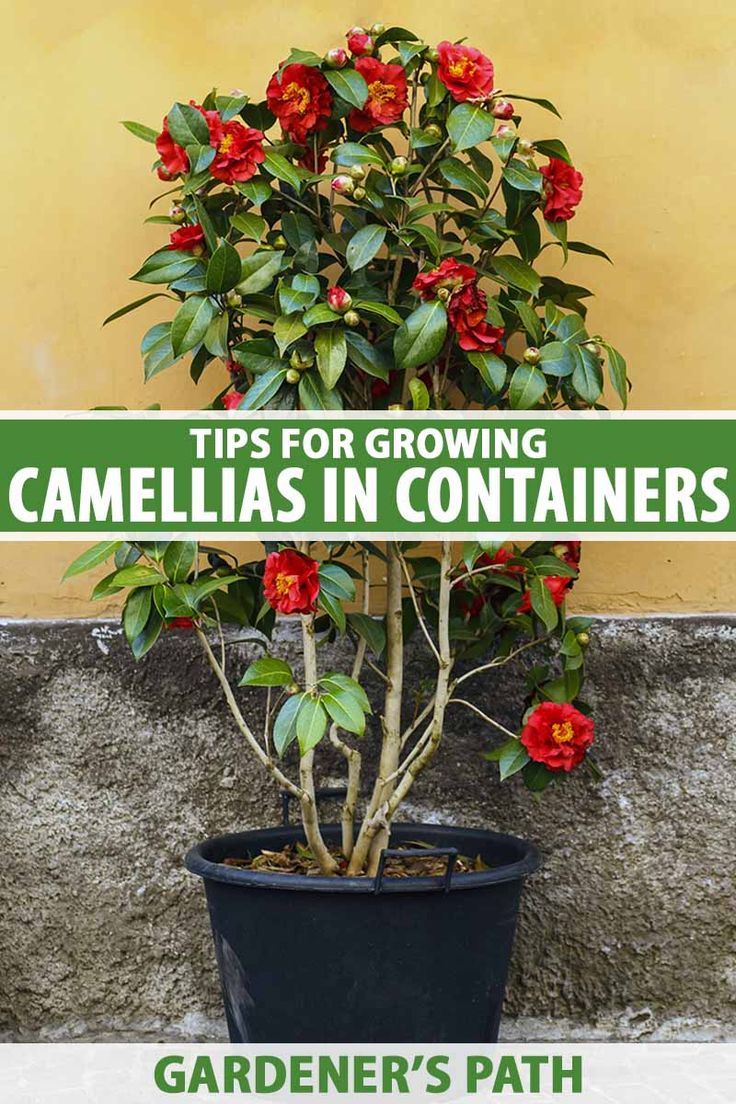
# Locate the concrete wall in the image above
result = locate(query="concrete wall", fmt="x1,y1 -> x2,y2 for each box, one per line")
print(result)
3,0 -> 736,615
1,616 -> 734,1041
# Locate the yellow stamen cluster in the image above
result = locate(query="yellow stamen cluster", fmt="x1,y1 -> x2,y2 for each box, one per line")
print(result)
283,82 -> 311,115
449,57 -> 475,79
368,80 -> 397,104
551,721 -> 575,744
274,572 -> 296,596
218,133 -> 234,154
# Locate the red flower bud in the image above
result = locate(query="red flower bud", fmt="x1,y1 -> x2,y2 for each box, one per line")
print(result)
347,31 -> 375,57
491,98 -> 515,120
331,174 -> 355,195
325,46 -> 348,69
222,390 -> 242,410
327,286 -> 352,313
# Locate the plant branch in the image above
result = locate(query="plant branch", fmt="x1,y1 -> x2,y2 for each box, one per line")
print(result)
299,610 -> 339,875
195,627 -> 303,799
452,633 -> 552,689
447,698 -> 518,740
396,547 -> 442,665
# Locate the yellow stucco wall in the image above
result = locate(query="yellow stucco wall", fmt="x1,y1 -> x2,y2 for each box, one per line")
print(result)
1,0 -> 734,617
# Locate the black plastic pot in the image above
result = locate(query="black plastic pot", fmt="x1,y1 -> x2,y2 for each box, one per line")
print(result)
185,814 -> 539,1044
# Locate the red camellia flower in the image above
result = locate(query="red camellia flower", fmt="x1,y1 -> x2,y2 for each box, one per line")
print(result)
413,259 -> 505,353
222,390 -> 242,410
168,224 -> 205,252
413,257 -> 477,299
266,63 -> 333,144
448,282 -> 505,353
436,41 -> 495,102
210,119 -> 265,183
166,617 -> 195,630
349,57 -> 408,132
263,549 -> 320,615
520,701 -> 594,772
540,158 -> 584,222
155,103 -> 222,181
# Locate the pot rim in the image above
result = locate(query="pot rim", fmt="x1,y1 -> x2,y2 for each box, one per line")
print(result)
185,821 -> 541,895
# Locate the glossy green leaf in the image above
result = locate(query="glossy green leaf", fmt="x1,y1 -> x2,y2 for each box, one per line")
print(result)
122,120 -> 158,143
131,248 -> 200,285
467,351 -> 507,392
393,300 -> 447,371
63,541 -> 121,580
352,300 -> 402,326
322,691 -> 366,736
332,142 -> 384,167
166,102 -> 211,147
324,68 -> 369,109
112,564 -> 166,587
163,541 -> 198,583
123,587 -> 153,644
346,224 -> 387,271
447,103 -> 494,152
239,366 -> 288,409
103,293 -> 171,327
273,693 -> 305,756
262,150 -> 305,191
274,313 -> 307,354
438,157 -> 488,199
296,696 -> 329,755
347,612 -> 386,656
499,739 -> 530,781
239,656 -> 294,687
604,343 -> 628,408
206,240 -> 242,294
538,341 -> 575,377
571,345 -> 603,404
409,376 -> 430,410
491,255 -> 542,296
315,326 -> 347,389
529,575 -> 559,630
171,296 -> 217,356
345,331 -> 391,379
318,562 -> 355,600
298,371 -> 343,410
508,363 -> 547,409
503,160 -> 543,192
505,92 -> 562,119
237,251 -> 284,295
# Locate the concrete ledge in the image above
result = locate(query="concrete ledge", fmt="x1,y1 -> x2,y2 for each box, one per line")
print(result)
1,616 -> 734,1040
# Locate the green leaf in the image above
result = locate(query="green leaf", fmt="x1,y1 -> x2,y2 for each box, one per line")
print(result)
239,656 -> 294,687
345,331 -> 390,379
166,102 -> 211,147
352,300 -> 402,326
567,240 -> 613,263
123,587 -> 153,644
274,313 -> 307,355
262,150 -> 305,191
319,672 -> 371,713
303,303 -> 341,327
113,564 -> 166,587
234,179 -> 272,205
512,300 -> 544,345
394,300 -> 447,371
491,255 -> 542,297
322,691 -> 366,736
239,366 -> 288,410
529,575 -> 559,630
438,157 -> 488,199
131,248 -> 201,285
467,351 -> 507,392
538,341 -> 575,377
237,250 -> 284,295
318,589 -> 346,632
324,68 -> 369,109
163,541 -> 197,583
556,312 -> 587,344
204,312 -> 230,357
298,371 -> 343,410
409,376 -> 430,410
171,296 -> 217,356
505,93 -> 562,119
503,160 -> 543,193
273,693 -> 305,756
523,760 -> 556,792
447,103 -> 495,152
332,142 -> 385,167
122,120 -> 158,143
296,696 -> 329,754
571,345 -> 603,404
206,240 -> 242,294
141,322 -> 178,382
346,224 -> 387,271
499,739 -> 530,781
130,609 -> 163,661
604,343 -> 628,408
318,562 -> 355,600
103,293 -> 171,327
186,142 -> 216,175
315,327 -> 347,389
63,541 -> 121,580
508,363 -> 547,409
533,138 -> 572,164
347,612 -> 386,656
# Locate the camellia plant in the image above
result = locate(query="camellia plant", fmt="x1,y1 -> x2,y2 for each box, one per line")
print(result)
81,21 -> 624,876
